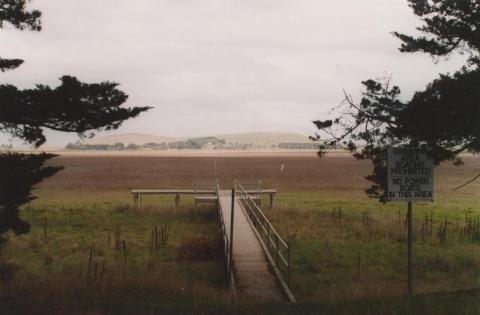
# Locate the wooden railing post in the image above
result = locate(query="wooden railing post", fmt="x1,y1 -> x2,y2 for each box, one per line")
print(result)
275,234 -> 279,266
226,238 -> 230,288
287,242 -> 291,285
267,224 -> 271,250
174,194 -> 180,208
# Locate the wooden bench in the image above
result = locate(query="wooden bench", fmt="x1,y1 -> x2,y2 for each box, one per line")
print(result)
131,189 -> 214,208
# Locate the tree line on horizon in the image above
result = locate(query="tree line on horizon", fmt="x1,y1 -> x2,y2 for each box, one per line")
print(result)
64,137 -> 324,151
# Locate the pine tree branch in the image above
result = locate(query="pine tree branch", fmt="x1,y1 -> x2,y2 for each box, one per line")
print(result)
0,58 -> 24,72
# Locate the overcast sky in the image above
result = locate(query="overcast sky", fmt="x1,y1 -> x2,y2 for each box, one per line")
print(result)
0,0 -> 466,145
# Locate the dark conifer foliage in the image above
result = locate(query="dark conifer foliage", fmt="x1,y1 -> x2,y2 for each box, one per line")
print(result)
312,0 -> 480,200
0,153 -> 63,245
393,0 -> 480,65
0,58 -> 23,72
0,0 -> 150,243
0,0 -> 40,72
0,0 -> 41,31
0,76 -> 151,147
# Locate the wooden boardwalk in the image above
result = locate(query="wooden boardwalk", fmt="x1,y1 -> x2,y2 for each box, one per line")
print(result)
218,190 -> 283,302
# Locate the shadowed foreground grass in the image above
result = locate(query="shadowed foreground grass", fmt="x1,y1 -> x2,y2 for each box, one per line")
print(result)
3,278 -> 480,314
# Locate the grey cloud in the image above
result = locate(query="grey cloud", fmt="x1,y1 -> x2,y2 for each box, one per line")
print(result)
0,0 -> 467,144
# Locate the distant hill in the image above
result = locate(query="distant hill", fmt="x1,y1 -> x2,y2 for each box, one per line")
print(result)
83,133 -> 182,145
83,132 -> 311,146
61,132 -> 318,151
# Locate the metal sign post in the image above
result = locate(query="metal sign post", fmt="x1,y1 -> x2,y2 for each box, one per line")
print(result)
387,147 -> 433,296
407,200 -> 413,295
229,188 -> 235,288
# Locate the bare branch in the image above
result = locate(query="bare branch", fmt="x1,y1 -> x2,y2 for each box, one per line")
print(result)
454,173 -> 480,191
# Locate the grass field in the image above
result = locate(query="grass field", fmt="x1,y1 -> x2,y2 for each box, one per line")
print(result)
1,152 -> 480,314
0,203 -> 230,314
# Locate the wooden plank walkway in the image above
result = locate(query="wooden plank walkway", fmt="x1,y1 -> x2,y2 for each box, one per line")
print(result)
218,190 -> 283,302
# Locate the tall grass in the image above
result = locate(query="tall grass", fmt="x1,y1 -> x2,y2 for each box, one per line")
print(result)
0,202 -> 229,314
264,192 -> 480,303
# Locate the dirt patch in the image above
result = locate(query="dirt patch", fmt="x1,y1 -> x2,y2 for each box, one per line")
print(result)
176,236 -> 222,261
39,154 -> 480,194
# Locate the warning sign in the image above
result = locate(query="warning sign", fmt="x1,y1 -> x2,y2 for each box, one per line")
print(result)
387,147 -> 433,201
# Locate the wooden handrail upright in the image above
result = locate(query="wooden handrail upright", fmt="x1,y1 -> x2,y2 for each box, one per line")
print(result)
287,242 -> 291,285
275,234 -> 279,265
267,224 -> 271,251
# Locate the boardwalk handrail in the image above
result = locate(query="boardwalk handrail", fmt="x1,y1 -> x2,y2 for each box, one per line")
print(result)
193,179 -> 218,195
235,182 -> 292,288
194,179 -> 219,208
235,180 -> 262,206
235,179 -> 262,192
215,182 -> 234,288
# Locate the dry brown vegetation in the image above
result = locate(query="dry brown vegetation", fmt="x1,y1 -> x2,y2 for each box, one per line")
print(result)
41,153 -> 479,195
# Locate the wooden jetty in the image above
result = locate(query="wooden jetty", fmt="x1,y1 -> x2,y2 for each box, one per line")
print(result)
131,180 -> 294,302
218,189 -> 285,301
